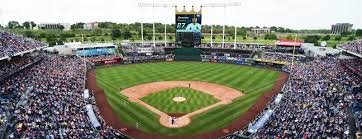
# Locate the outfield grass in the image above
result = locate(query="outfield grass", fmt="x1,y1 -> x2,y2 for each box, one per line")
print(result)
96,62 -> 280,136
140,87 -> 219,114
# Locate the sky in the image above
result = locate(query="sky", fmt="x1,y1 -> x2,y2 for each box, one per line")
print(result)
0,0 -> 361,30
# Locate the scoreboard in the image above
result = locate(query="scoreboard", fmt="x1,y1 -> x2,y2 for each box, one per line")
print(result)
175,7 -> 202,47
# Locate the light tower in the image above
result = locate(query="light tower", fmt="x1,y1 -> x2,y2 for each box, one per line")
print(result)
138,1 -> 241,47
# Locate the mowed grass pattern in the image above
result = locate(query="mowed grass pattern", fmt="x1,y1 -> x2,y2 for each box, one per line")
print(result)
96,62 -> 280,135
140,87 -> 219,114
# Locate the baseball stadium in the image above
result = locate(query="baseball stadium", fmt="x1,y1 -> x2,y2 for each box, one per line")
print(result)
1,0 -> 362,139
87,61 -> 288,138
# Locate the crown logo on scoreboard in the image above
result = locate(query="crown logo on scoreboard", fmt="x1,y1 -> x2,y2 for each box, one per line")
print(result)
175,6 -> 202,15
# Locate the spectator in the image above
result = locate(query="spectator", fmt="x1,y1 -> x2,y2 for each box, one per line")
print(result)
0,54 -> 124,138
340,40 -> 362,55
252,57 -> 361,138
0,31 -> 46,58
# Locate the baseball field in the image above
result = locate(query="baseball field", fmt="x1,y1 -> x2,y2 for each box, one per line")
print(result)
140,87 -> 219,114
90,61 -> 286,138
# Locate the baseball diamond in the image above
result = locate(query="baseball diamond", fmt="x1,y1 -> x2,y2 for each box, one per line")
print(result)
2,0 -> 362,138
123,81 -> 243,128
89,61 -> 287,138
140,87 -> 220,114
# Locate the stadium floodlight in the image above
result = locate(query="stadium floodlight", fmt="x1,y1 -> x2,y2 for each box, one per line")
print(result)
141,22 -> 144,46
138,1 -> 241,47
138,2 -> 241,8
201,2 -> 241,8
234,27 -> 237,49
164,24 -> 167,47
201,2 -> 241,48
210,25 -> 213,47
138,1 -> 176,47
138,3 -> 176,8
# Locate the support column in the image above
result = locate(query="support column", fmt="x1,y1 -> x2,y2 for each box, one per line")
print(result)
141,23 -> 144,47
222,7 -> 225,48
152,0 -> 156,47
153,23 -> 156,47
222,24 -> 225,48
164,24 -> 167,47
234,26 -> 237,49
210,25 -> 213,47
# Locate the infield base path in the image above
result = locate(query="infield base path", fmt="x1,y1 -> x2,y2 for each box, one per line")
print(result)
121,81 -> 244,128
87,69 -> 289,139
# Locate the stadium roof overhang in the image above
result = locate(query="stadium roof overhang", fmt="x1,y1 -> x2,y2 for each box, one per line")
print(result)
275,41 -> 302,47
275,39 -> 303,47
337,47 -> 362,58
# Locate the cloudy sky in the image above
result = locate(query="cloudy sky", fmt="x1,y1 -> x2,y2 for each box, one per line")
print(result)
0,0 -> 361,29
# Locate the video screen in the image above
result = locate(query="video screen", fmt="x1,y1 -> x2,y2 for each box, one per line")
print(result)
76,47 -> 116,57
176,14 -> 202,46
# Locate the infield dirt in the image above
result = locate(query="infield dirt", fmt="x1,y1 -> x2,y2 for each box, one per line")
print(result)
87,69 -> 288,139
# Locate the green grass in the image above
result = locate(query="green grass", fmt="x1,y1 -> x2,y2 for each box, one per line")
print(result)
140,87 -> 219,114
95,62 -> 281,136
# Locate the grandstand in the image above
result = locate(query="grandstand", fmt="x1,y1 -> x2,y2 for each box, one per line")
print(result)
338,40 -> 362,58
1,29 -> 362,139
0,31 -> 47,60
47,42 -> 123,65
0,31 -> 129,138
0,0 -> 361,138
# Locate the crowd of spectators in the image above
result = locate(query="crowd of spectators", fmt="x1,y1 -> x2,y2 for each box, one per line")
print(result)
260,52 -> 304,63
196,43 -> 267,51
0,55 -> 40,79
350,86 -> 362,135
122,44 -> 165,54
85,55 -> 121,63
1,34 -> 361,138
196,43 -> 236,49
0,31 -> 46,58
123,44 -> 174,62
85,91 -> 129,138
342,59 -> 362,77
201,54 -> 250,62
126,54 -> 174,62
340,40 -> 362,55
0,54 -> 125,138
251,57 -> 361,138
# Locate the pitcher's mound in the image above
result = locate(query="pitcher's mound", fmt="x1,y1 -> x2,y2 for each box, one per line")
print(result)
173,97 -> 186,102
